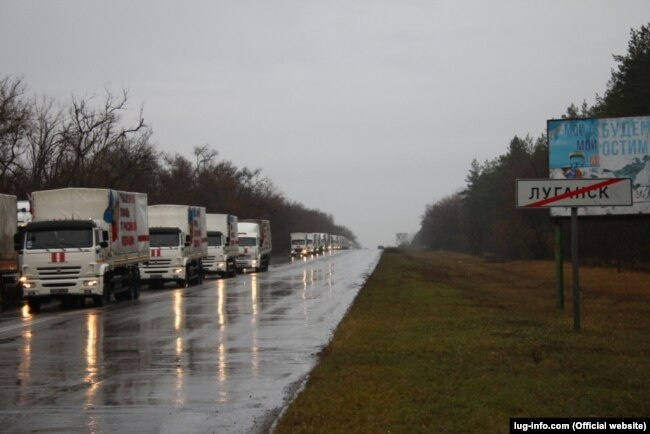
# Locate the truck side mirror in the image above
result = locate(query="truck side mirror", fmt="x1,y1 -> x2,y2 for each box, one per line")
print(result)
100,241 -> 109,248
102,231 -> 109,242
226,236 -> 230,245
185,235 -> 191,247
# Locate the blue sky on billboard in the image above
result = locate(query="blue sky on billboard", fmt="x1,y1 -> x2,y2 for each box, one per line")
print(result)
1,1 -> 649,247
549,116 -> 650,217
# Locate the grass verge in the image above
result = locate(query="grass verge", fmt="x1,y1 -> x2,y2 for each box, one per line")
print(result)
273,249 -> 650,433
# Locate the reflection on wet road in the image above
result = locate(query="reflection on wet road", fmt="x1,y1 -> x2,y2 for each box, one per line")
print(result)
0,249 -> 380,434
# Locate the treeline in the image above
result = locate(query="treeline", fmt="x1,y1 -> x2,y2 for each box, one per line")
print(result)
415,23 -> 650,269
0,77 -> 356,250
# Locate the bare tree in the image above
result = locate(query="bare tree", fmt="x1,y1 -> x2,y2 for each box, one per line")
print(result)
19,96 -> 66,193
0,76 -> 31,190
57,87 -> 148,187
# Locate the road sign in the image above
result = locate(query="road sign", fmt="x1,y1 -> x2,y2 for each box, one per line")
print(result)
516,177 -> 633,332
516,178 -> 632,208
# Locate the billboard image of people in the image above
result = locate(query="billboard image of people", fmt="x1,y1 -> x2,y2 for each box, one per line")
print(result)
548,116 -> 650,216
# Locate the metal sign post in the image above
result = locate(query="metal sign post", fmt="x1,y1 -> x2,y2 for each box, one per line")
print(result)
570,207 -> 580,331
517,178 -> 632,332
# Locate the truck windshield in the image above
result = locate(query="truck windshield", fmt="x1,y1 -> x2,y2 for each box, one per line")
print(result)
208,234 -> 223,247
150,232 -> 180,247
291,240 -> 305,246
25,228 -> 93,249
239,237 -> 257,247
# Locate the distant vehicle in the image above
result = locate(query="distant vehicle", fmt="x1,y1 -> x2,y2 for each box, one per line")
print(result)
140,205 -> 207,288
321,233 -> 332,251
290,232 -> 310,256
17,200 -> 32,227
237,219 -> 272,272
0,193 -> 20,302
311,233 -> 322,254
204,213 -> 238,278
18,188 -> 149,312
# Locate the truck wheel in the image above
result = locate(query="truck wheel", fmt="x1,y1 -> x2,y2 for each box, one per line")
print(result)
132,280 -> 140,300
177,267 -> 188,287
94,281 -> 110,307
27,299 -> 41,313
119,270 -> 137,301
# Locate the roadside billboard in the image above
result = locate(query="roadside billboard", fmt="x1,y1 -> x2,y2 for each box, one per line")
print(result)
548,116 -> 650,216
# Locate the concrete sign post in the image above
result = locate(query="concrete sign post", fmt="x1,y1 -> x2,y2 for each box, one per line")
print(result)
517,178 -> 633,332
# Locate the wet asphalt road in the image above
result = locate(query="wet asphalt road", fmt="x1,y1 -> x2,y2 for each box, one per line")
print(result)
0,249 -> 381,434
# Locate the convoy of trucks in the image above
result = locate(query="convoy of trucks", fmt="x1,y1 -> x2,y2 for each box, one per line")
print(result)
18,188 -> 149,311
0,194 -> 19,303
204,213 -> 238,278
289,232 -> 351,256
2,186 -> 352,312
140,204 -> 208,288
237,219 -> 272,272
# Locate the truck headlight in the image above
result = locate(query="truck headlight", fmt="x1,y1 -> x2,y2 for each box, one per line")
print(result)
173,267 -> 184,275
83,279 -> 99,287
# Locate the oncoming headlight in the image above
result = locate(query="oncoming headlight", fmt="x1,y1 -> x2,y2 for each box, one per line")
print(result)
83,279 -> 99,287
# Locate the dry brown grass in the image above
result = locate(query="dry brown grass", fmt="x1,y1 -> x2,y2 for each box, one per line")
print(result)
274,249 -> 650,434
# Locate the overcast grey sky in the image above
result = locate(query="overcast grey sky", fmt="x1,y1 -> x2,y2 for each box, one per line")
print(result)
2,1 -> 649,248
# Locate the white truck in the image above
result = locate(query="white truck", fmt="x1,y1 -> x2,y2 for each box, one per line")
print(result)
140,205 -> 207,288
17,200 -> 32,227
1,193 -> 20,303
18,188 -> 149,311
290,232 -> 310,256
236,219 -> 272,272
311,233 -> 322,254
204,213 -> 238,278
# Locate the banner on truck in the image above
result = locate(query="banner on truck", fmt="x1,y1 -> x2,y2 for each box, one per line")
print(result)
548,116 -> 650,217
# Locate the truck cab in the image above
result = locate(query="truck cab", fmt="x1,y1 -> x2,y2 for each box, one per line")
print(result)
236,220 -> 271,272
18,220 -> 136,310
139,204 -> 207,288
204,214 -> 238,278
142,227 -> 200,288
290,232 -> 312,256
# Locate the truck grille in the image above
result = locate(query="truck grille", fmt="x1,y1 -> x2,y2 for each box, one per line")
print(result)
37,266 -> 82,280
144,259 -> 172,267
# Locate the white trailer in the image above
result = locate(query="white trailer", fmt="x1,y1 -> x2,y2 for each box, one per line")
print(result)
204,213 -> 238,278
237,219 -> 272,272
0,193 -> 20,303
18,188 -> 149,311
140,204 -> 208,288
